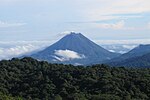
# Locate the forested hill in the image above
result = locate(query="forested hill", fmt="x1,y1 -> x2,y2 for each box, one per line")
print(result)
0,57 -> 150,100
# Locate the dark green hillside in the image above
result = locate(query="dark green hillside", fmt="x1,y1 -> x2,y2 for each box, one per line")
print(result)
0,57 -> 150,100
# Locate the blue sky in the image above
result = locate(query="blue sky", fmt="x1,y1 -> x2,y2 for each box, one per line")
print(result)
0,0 -> 150,60
0,0 -> 150,41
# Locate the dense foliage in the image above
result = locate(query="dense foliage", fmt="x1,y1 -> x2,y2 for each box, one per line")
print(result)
0,57 -> 150,100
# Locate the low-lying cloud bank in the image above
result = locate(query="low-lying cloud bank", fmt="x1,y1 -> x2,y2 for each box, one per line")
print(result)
0,41 -> 53,60
53,49 -> 85,62
101,44 -> 137,54
95,39 -> 150,45
0,20 -> 26,28
0,40 -> 149,60
0,44 -> 36,60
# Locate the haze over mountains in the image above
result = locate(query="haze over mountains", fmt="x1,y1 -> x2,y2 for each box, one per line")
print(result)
109,44 -> 150,61
108,52 -> 150,67
102,44 -> 137,54
107,45 -> 150,67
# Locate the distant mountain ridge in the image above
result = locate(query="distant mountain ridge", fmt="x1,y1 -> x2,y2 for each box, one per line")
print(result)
108,52 -> 150,67
30,32 -> 120,65
106,44 -> 150,67
105,44 -> 150,62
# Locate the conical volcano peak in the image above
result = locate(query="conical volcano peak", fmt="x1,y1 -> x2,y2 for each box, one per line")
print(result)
63,31 -> 85,40
67,31 -> 82,36
70,31 -> 78,34
31,32 -> 120,65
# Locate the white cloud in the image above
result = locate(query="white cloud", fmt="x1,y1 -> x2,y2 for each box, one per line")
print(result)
53,49 -> 85,62
122,45 -> 137,49
0,0 -> 56,5
0,21 -> 26,28
102,44 -> 138,54
78,0 -> 150,21
95,20 -> 125,30
0,44 -> 37,60
1,0 -> 150,21
59,31 -> 75,36
90,20 -> 138,30
0,0 -> 149,37
148,22 -> 150,29
0,41 -> 54,60
0,39 -> 149,60
109,50 -> 115,53
95,39 -> 150,45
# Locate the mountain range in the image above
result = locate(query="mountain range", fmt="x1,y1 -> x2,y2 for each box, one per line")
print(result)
107,44 -> 150,62
29,32 -> 150,67
108,52 -> 150,67
106,45 -> 150,67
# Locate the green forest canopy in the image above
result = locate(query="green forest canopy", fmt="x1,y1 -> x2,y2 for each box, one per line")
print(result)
0,57 -> 150,100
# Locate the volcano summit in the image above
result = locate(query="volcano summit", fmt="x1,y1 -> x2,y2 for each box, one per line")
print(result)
31,32 -> 120,65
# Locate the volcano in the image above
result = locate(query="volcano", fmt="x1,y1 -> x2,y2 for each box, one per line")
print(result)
31,32 -> 120,65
